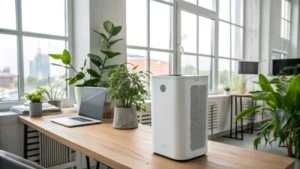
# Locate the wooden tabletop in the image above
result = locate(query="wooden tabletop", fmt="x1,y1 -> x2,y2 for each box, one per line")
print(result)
19,113 -> 295,169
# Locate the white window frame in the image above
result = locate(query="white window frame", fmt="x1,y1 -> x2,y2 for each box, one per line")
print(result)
281,0 -> 291,40
0,0 -> 73,111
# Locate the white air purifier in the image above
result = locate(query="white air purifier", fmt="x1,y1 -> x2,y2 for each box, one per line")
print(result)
151,75 -> 208,160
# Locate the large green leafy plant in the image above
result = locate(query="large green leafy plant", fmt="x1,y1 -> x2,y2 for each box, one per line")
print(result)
107,64 -> 149,112
49,20 -> 122,87
236,74 -> 300,158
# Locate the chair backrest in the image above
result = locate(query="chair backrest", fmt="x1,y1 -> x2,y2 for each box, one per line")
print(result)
0,150 -> 45,169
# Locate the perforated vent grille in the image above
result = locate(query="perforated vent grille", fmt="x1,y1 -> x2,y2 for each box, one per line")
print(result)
190,85 -> 207,151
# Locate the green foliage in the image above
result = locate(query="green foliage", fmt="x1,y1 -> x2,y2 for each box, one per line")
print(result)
223,86 -> 230,92
49,20 -> 123,87
278,64 -> 300,76
24,88 -> 45,103
235,74 -> 300,158
39,78 -> 65,101
107,64 -> 149,112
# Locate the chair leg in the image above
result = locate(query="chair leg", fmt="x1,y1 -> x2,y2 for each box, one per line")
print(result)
86,156 -> 91,169
96,162 -> 100,169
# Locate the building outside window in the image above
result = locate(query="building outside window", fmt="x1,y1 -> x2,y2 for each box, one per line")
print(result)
0,0 -> 70,108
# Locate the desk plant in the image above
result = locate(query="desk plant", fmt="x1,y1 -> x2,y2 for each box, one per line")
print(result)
235,74 -> 300,158
49,20 -> 122,107
39,78 -> 66,108
24,88 -> 45,117
107,63 -> 149,129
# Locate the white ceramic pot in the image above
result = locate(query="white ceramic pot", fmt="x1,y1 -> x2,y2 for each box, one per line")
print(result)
75,86 -> 84,110
29,102 -> 42,117
113,107 -> 138,129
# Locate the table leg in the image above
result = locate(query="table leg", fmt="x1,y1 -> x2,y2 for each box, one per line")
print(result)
235,96 -> 238,139
86,156 -> 91,169
230,96 -> 233,138
23,124 -> 28,159
240,96 -> 243,140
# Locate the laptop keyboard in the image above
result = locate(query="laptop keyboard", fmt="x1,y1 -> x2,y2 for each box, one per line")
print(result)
70,117 -> 92,122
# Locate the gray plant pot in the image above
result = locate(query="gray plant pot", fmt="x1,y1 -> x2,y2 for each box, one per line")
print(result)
113,107 -> 138,129
30,102 -> 42,117
48,100 -> 61,108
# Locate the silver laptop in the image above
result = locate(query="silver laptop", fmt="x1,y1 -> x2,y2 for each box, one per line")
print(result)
51,87 -> 107,127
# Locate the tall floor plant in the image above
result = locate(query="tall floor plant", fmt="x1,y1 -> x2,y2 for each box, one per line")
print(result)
236,74 -> 300,158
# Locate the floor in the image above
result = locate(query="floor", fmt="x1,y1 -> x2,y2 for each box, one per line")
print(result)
212,131 -> 299,168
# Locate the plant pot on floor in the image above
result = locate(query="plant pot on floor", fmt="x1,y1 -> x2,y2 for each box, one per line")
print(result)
30,102 -> 42,117
48,100 -> 61,108
113,107 -> 138,129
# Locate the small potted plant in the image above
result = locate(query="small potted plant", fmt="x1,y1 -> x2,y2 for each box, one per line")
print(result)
223,86 -> 230,95
39,78 -> 66,108
108,64 -> 149,129
24,88 -> 45,117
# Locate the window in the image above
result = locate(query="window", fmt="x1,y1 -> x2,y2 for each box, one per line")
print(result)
281,0 -> 291,39
126,0 -> 173,92
218,0 -> 244,91
272,51 -> 287,59
0,0 -> 70,107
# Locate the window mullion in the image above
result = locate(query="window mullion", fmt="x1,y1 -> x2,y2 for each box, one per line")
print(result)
16,0 -> 25,100
147,0 -> 151,95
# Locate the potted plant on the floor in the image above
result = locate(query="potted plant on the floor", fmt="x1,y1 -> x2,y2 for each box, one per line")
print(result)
235,74 -> 300,159
39,78 -> 66,108
49,20 -> 123,111
24,88 -> 45,117
107,64 -> 149,129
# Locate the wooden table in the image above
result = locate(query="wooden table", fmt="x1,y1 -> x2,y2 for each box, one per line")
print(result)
19,113 -> 295,169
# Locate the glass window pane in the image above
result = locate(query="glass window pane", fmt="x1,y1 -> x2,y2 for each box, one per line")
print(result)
184,0 -> 197,5
199,16 -> 214,55
127,49 -> 147,71
150,51 -> 170,76
127,0 -> 147,47
219,21 -> 230,57
198,0 -> 215,11
0,34 -> 18,101
231,0 -> 244,26
218,58 -> 230,91
281,20 -> 285,38
181,11 -> 197,54
150,1 -> 173,50
23,37 -> 66,93
0,0 -> 16,29
181,55 -> 197,75
281,0 -> 285,18
199,56 -> 214,91
22,0 -> 66,36
231,60 -> 240,92
219,0 -> 230,21
231,26 -> 243,59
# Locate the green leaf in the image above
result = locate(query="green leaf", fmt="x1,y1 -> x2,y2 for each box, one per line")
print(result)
295,111 -> 300,115
103,21 -> 114,34
84,59 -> 87,67
83,79 -> 101,86
51,63 -> 69,69
75,72 -> 85,81
103,64 -> 119,70
275,109 -> 291,129
258,74 -> 275,93
94,30 -> 108,41
101,50 -> 121,58
111,26 -> 122,36
69,77 -> 77,85
88,54 -> 103,67
49,54 -> 62,60
62,49 -> 71,64
109,38 -> 123,46
235,105 -> 262,121
87,69 -> 100,78
251,91 -> 271,100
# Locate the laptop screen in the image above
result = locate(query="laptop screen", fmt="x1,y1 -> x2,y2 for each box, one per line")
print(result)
79,87 -> 107,120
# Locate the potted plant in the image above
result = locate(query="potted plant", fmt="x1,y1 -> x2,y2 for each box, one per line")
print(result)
24,88 -> 45,117
107,64 -> 149,129
39,78 -> 66,108
223,86 -> 230,95
49,20 -> 122,110
236,74 -> 300,159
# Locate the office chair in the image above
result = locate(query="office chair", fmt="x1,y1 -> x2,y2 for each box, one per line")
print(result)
0,150 -> 45,169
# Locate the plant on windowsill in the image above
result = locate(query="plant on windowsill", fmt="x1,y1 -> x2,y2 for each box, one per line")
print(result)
39,78 -> 66,108
24,88 -> 45,117
223,86 -> 230,95
235,74 -> 300,159
107,63 -> 149,129
49,20 -> 123,109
